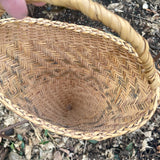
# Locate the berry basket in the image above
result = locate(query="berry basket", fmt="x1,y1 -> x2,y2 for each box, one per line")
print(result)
0,0 -> 159,140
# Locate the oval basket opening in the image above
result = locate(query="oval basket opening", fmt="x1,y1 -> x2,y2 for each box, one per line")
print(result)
0,18 -> 156,138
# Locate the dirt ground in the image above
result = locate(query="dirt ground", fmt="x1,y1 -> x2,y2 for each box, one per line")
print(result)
0,0 -> 160,159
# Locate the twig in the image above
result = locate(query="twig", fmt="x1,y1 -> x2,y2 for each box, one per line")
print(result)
130,14 -> 159,24
0,120 -> 28,134
28,4 -> 35,17
29,122 -> 42,141
47,132 -> 58,147
0,133 -> 15,141
145,8 -> 157,14
83,140 -> 87,153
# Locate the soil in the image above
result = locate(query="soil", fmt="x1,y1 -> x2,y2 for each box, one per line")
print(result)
0,0 -> 160,160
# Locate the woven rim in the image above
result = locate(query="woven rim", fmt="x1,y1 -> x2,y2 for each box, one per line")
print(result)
0,88 -> 159,140
0,17 -> 159,140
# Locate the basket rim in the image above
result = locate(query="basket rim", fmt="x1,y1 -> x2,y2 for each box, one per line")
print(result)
0,17 -> 138,57
0,17 -> 158,140
0,87 -> 159,140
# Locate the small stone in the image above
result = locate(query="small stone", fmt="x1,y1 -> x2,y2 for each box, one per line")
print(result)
142,3 -> 148,9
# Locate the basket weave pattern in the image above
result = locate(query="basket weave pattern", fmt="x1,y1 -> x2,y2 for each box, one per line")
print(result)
0,18 -> 159,140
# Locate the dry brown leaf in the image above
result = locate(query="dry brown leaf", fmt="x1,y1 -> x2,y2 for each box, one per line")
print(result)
25,145 -> 32,160
157,145 -> 160,153
59,148 -> 70,155
53,151 -> 62,160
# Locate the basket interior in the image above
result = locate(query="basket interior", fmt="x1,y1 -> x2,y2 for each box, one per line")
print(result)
0,19 -> 155,133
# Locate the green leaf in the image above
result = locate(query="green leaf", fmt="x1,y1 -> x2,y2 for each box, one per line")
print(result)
44,129 -> 48,137
40,140 -> 49,145
10,142 -> 15,150
88,140 -> 98,144
19,151 -> 23,156
21,141 -> 25,149
126,142 -> 133,152
114,154 -> 120,160
17,134 -> 23,141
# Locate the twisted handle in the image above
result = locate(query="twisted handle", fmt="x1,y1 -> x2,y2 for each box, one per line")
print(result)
0,0 -> 159,89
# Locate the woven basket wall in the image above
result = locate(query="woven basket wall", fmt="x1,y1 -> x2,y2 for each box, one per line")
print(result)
0,0 -> 159,140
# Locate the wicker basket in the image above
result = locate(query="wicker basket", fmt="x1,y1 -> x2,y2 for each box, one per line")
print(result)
0,0 -> 159,140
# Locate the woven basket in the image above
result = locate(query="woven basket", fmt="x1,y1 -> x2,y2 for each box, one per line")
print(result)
0,0 -> 159,141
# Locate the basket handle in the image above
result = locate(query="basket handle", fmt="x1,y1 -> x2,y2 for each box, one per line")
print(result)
0,0 -> 159,89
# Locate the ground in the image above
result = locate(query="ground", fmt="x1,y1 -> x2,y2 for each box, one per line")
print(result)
0,0 -> 160,159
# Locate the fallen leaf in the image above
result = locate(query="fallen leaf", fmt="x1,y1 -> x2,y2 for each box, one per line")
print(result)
10,142 -> 15,150
156,145 -> 160,153
44,129 -> 48,137
59,148 -> 70,155
126,142 -> 133,152
88,140 -> 98,144
17,134 -> 23,141
21,142 -> 25,149
74,143 -> 82,153
53,151 -> 62,160
141,139 -> 153,152
25,145 -> 32,160
107,3 -> 123,12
